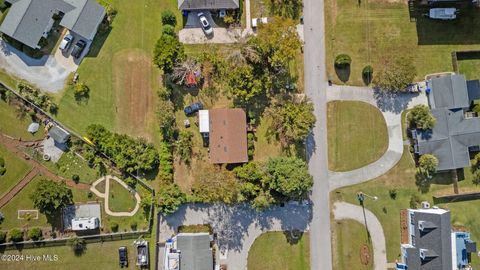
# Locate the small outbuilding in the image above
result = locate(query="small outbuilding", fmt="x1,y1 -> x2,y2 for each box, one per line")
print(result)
27,122 -> 40,134
48,125 -> 70,144
71,217 -> 99,231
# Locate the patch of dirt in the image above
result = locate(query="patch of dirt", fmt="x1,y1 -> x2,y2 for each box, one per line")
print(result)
330,0 -> 338,28
112,49 -> 156,141
360,245 -> 371,265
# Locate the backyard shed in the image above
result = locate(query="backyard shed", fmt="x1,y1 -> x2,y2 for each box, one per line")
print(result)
48,125 -> 70,144
71,217 -> 99,231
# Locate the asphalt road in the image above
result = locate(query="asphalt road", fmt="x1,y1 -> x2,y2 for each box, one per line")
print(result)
302,0 -> 332,268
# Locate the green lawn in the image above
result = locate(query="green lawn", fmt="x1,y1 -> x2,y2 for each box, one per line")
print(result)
325,0 -> 480,85
248,232 -> 310,270
32,151 -> 99,184
333,146 -> 480,267
0,239 -> 145,270
327,101 -> 388,171
333,220 -> 373,270
55,0 -> 180,141
0,144 -> 31,197
458,59 -> 480,80
0,176 -> 49,230
0,100 -> 44,141
108,178 -> 137,213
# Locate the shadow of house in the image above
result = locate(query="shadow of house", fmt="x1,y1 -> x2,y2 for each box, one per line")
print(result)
409,0 -> 480,45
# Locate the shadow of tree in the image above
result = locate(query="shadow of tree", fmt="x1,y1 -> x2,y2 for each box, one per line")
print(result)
335,66 -> 350,83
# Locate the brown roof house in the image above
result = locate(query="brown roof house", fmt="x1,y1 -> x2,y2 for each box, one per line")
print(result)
199,108 -> 248,164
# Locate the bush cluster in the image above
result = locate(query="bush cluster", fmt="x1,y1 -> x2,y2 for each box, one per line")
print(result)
86,124 -> 159,173
17,83 -> 58,114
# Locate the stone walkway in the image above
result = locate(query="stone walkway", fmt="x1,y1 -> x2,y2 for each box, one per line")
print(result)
333,201 -> 387,270
0,134 -> 89,208
90,175 -> 141,217
327,85 -> 428,190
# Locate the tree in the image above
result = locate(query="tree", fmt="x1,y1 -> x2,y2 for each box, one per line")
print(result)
30,179 -> 73,217
158,142 -> 174,182
161,10 -> 177,26
8,228 -> 23,242
153,34 -> 184,73
157,183 -> 186,215
74,82 -> 90,101
471,153 -> 480,185
175,130 -> 193,163
268,100 -> 316,147
408,104 -> 436,130
68,237 -> 86,255
162,25 -> 176,37
472,170 -> 480,186
373,56 -> 416,92
192,165 -> 239,204
334,54 -> 351,69
249,18 -> 301,69
234,162 -> 265,200
227,64 -> 263,104
418,154 -> 438,176
27,227 -> 42,241
72,174 -> 80,184
265,157 -> 313,200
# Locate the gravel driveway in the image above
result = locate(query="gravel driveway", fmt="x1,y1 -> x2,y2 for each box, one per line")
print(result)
0,39 -> 78,93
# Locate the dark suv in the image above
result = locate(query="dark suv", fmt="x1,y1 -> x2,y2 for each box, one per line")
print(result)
71,40 -> 86,59
118,246 -> 128,267
184,102 -> 203,115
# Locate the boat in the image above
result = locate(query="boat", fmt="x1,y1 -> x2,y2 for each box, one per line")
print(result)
135,240 -> 149,267
427,8 -> 457,20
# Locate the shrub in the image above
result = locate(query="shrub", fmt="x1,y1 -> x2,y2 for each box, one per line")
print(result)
162,25 -> 176,37
124,177 -> 137,188
110,222 -> 119,232
362,65 -> 373,83
28,227 -> 42,241
334,54 -> 351,68
72,174 -> 80,184
68,237 -> 86,255
130,221 -> 137,231
87,191 -> 93,199
409,194 -> 421,209
161,10 -> 177,26
74,83 -> 90,101
0,167 -> 5,176
8,228 -> 23,242
0,231 -> 6,243
389,189 -> 397,200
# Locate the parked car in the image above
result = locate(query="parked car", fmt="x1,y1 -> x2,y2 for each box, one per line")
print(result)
198,12 -> 213,35
59,34 -> 73,51
184,102 -> 203,115
71,40 -> 86,59
118,246 -> 128,268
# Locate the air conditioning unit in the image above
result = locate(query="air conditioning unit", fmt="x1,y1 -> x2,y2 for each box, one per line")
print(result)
421,201 -> 430,209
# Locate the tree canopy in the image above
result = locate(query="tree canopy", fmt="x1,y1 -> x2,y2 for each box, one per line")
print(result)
153,34 -> 185,73
30,179 -> 73,217
227,65 -> 263,104
234,157 -> 313,210
157,183 -> 186,215
408,104 -> 436,130
192,165 -> 239,204
418,154 -> 438,175
268,100 -> 316,147
373,56 -> 416,92
86,124 -> 159,173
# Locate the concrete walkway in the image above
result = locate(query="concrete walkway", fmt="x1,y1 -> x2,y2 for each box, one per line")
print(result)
90,175 -> 141,217
327,85 -> 428,190
333,201 -> 387,270
157,203 -> 310,270
0,39 -> 77,93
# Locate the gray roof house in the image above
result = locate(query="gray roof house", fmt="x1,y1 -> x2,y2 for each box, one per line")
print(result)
397,208 -> 452,270
0,0 -> 105,49
413,74 -> 480,171
164,232 -> 214,270
178,0 -> 239,11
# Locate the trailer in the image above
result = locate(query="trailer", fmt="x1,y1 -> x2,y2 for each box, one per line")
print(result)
134,240 -> 149,267
427,8 -> 457,20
